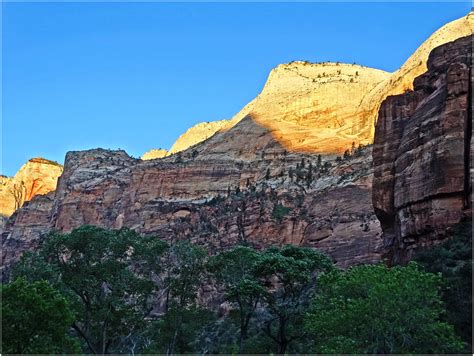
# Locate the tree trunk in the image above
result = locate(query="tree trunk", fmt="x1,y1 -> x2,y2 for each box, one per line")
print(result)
277,316 -> 288,354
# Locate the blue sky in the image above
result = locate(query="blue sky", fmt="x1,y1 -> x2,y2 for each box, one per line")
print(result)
2,2 -> 471,176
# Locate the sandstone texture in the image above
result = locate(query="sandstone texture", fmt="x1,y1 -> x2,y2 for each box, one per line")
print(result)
168,120 -> 231,154
156,12 -> 473,156
1,192 -> 55,272
361,11 -> 473,140
0,158 -> 63,218
372,35 -> 472,264
141,149 -> 168,160
169,63 -> 390,156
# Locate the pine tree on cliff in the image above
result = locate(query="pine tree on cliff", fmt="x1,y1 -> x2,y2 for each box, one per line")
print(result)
343,149 -> 350,160
307,163 -> 313,188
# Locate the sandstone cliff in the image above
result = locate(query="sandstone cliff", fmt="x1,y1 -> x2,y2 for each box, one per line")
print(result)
2,142 -> 382,274
164,12 -> 473,156
361,11 -> 473,139
372,35 -> 472,264
0,158 -> 63,218
167,63 -> 390,156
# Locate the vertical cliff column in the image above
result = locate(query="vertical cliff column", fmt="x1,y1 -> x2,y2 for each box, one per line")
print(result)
466,46 -> 473,209
372,36 -> 473,265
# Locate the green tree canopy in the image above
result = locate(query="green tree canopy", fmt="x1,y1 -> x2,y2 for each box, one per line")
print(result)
253,245 -> 333,354
12,225 -> 169,354
1,278 -> 80,354
305,263 -> 465,354
208,245 -> 266,353
414,220 -> 472,351
146,241 -> 210,354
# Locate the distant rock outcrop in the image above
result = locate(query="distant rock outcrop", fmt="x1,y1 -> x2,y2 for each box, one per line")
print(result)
169,120 -> 231,154
141,149 -> 168,160
1,141 -> 383,275
372,35 -> 472,264
0,158 -> 63,218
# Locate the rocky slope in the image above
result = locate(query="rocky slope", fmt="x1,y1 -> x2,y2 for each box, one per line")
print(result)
361,11 -> 473,139
0,158 -> 63,218
143,64 -> 390,158
372,35 -> 472,264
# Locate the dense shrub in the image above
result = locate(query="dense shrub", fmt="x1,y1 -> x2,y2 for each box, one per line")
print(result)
414,220 -> 472,352
272,203 -> 291,222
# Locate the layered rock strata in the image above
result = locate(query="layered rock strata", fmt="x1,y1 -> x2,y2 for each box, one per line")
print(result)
2,141 -> 382,275
141,149 -> 168,160
372,35 -> 472,264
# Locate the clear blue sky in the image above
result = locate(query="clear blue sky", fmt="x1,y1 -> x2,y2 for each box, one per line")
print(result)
2,2 -> 471,176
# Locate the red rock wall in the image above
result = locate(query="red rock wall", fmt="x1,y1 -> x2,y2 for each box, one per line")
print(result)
372,36 -> 472,264
2,142 -> 382,276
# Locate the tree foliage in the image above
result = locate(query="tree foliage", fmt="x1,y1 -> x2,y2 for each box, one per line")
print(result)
414,220 -> 472,351
208,246 -> 265,353
1,278 -> 80,354
7,224 -> 467,354
159,241 -> 209,354
12,225 -> 168,354
305,263 -> 465,354
254,245 -> 333,353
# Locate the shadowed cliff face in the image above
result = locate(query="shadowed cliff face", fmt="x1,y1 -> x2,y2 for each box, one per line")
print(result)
2,116 -> 382,274
372,35 -> 472,265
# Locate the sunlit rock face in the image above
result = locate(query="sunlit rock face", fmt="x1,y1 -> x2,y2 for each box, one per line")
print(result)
168,120 -> 232,154
0,158 -> 63,218
141,149 -> 168,160
171,63 -> 390,156
372,35 -> 472,265
361,11 -> 474,139
168,12 -> 473,155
